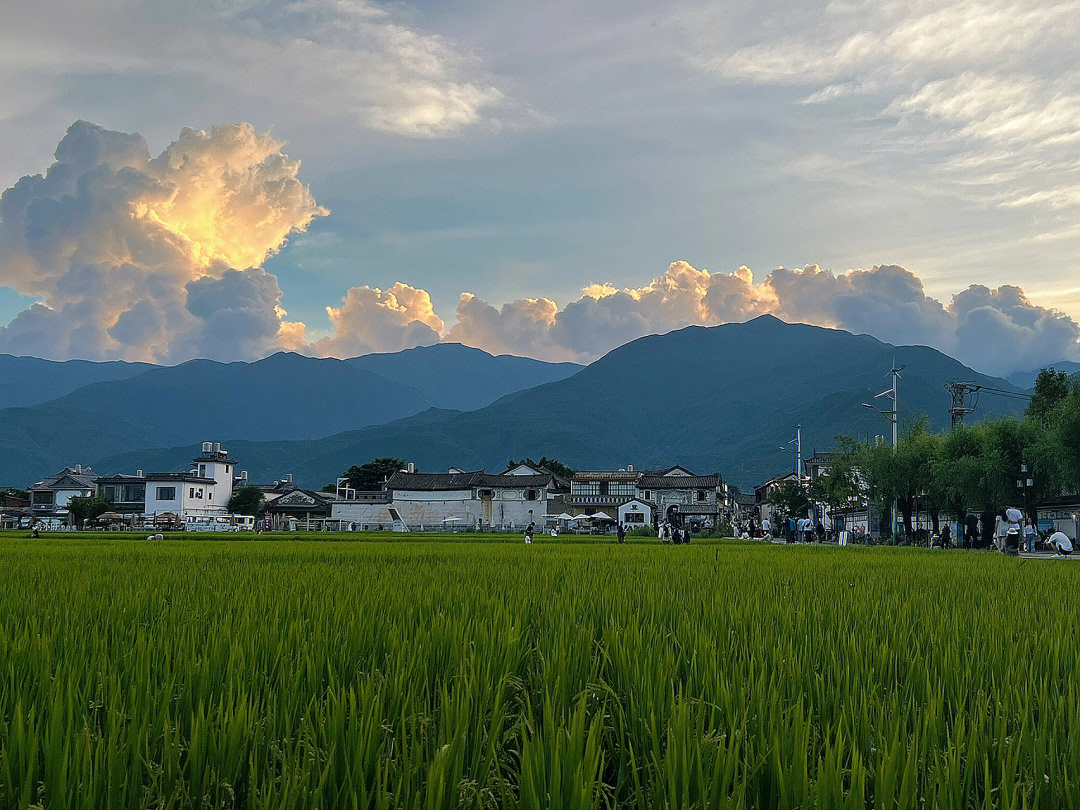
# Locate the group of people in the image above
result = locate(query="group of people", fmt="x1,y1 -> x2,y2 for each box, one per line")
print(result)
657,520 -> 691,544
997,507 -> 1073,556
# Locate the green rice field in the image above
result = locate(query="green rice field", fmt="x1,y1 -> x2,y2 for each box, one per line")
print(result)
0,532 -> 1077,809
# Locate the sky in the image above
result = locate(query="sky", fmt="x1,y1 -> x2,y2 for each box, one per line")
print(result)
1,0 -> 1079,377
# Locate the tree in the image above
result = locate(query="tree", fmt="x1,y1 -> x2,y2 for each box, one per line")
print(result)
807,438 -> 862,524
228,485 -> 265,517
66,496 -> 113,528
1027,368 -> 1076,428
768,480 -> 810,524
343,458 -> 407,492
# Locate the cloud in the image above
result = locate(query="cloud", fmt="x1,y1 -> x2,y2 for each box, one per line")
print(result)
443,261 -> 1080,376
0,120 -> 325,361
313,282 -> 444,358
678,0 -> 1080,227
0,0 -> 513,140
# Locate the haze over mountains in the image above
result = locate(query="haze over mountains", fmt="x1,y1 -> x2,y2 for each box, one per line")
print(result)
68,316 -> 1033,490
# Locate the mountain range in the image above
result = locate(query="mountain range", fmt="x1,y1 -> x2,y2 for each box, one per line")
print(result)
0,345 -> 582,485
83,316 -> 1030,490
1007,361 -> 1080,390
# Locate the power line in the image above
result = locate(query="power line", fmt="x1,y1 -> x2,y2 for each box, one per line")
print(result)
945,380 -> 1032,429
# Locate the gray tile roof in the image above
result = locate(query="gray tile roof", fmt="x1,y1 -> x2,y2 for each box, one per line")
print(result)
29,468 -> 99,491
386,470 -> 554,491
637,473 -> 721,489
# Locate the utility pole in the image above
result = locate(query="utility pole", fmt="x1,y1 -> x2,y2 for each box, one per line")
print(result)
944,381 -> 977,429
795,424 -> 803,479
863,358 -> 905,537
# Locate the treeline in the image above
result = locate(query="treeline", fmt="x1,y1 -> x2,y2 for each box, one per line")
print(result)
793,369 -> 1080,543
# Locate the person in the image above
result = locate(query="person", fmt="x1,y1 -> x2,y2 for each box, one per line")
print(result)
617,522 -> 626,544
1048,531 -> 1073,556
524,521 -> 534,544
1023,519 -> 1037,553
762,517 -> 772,540
941,523 -> 952,548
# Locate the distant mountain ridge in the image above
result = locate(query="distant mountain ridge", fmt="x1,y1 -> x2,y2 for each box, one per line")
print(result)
0,355 -> 155,409
1008,361 -> 1080,390
0,344 -> 583,485
91,316 -> 1029,490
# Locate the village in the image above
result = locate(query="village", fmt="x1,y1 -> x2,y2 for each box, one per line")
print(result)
4,435 -> 1079,546
0,442 -> 737,535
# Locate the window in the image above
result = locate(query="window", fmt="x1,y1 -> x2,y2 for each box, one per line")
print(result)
643,490 -> 651,500
101,485 -> 117,502
32,491 -> 54,505
572,482 -> 600,496
610,483 -> 635,497
198,464 -> 207,478
623,512 -> 644,523
525,489 -> 539,501
696,490 -> 707,502
156,486 -> 176,500
189,487 -> 195,499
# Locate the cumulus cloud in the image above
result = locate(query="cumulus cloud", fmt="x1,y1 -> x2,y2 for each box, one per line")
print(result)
444,261 -> 1080,376
313,283 -> 444,359
0,120 -> 325,361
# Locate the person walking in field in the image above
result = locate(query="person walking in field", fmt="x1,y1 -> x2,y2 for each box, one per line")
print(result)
524,522 -> 534,544
617,522 -> 626,544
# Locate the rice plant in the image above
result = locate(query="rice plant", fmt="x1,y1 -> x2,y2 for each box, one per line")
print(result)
0,534 -> 1076,808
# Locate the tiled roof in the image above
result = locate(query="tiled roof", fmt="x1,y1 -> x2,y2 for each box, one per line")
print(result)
572,470 -> 641,482
386,471 -> 554,491
637,473 -> 721,489
29,468 -> 99,491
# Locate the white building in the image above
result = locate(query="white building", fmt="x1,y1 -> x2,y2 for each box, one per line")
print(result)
28,466 -> 99,525
329,463 -> 568,531
144,472 -> 220,518
618,498 -> 653,527
567,465 -> 724,528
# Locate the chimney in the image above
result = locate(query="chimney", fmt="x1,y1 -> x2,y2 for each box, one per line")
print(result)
284,473 -> 293,483
627,464 -> 634,472
202,441 -> 212,454
75,464 -> 82,473
407,462 -> 415,474
213,442 -> 221,454
137,469 -> 143,478
241,470 -> 248,480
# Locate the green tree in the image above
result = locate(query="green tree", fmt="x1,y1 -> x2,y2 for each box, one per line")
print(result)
768,480 -> 810,524
1027,368 -> 1076,428
228,485 -> 265,517
807,438 -> 862,524
66,495 -> 114,528
343,458 -> 407,492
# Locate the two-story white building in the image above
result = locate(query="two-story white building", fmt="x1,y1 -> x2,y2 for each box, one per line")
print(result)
567,465 -> 724,528
28,466 -> 99,526
328,462 -> 568,531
